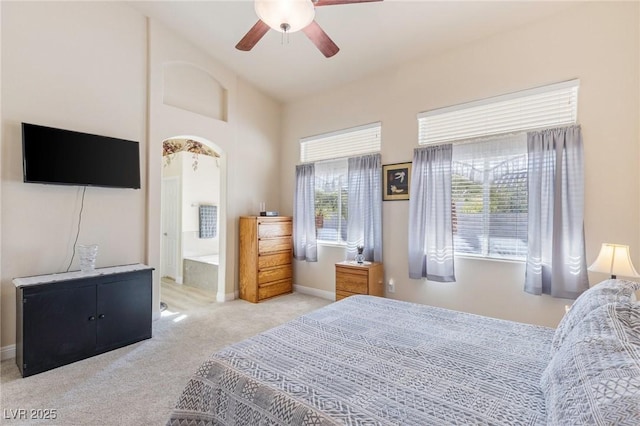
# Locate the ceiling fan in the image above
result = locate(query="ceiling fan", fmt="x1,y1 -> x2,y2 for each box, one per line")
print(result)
236,0 -> 383,58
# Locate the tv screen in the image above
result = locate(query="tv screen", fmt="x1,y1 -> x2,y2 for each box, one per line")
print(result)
22,123 -> 141,189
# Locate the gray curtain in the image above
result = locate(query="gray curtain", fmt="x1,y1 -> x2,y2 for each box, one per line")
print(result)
525,125 -> 588,298
293,163 -> 317,262
346,154 -> 382,262
408,144 -> 455,281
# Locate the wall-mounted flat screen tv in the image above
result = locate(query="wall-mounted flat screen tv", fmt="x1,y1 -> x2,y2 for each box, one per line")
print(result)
22,123 -> 141,189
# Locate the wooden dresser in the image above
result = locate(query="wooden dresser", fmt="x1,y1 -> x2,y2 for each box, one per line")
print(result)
239,216 -> 293,303
335,261 -> 384,301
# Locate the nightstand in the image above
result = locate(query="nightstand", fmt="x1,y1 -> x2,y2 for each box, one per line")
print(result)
335,261 -> 384,301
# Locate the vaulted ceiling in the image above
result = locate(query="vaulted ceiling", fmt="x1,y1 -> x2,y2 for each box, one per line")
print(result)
129,1 -> 578,103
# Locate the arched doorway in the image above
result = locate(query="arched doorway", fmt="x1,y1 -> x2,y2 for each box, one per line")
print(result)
159,136 -> 226,311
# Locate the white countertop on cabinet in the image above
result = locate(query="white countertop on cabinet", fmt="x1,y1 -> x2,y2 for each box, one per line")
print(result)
13,263 -> 154,288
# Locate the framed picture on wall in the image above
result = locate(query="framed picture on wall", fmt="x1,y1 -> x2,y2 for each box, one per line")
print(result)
382,162 -> 411,201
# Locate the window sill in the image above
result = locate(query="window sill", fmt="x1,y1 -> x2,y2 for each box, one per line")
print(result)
317,241 -> 346,249
454,253 -> 525,264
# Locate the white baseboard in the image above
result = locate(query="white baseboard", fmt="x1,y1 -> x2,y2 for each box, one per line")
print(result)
216,287 -> 334,303
294,284 -> 335,301
175,276 -> 183,285
1,344 -> 16,361
217,290 -> 238,302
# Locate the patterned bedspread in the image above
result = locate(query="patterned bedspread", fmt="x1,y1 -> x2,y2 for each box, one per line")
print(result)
168,295 -> 554,425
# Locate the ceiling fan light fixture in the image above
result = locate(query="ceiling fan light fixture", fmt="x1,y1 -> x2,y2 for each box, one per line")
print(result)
255,0 -> 315,33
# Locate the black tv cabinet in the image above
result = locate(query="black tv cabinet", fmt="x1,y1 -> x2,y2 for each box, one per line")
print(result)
14,264 -> 154,377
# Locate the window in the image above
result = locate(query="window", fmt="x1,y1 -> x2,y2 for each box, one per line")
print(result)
417,80 -> 579,260
314,159 -> 348,243
300,122 -> 381,244
452,134 -> 528,260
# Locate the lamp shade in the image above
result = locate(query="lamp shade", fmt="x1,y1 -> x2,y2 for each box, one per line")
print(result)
588,243 -> 640,278
255,0 -> 315,33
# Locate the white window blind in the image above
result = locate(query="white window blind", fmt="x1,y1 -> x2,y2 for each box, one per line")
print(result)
314,159 -> 348,244
418,80 -> 579,145
300,122 -> 381,163
452,134 -> 528,260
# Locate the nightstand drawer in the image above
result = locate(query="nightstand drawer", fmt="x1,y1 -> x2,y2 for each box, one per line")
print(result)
258,266 -> 292,284
336,271 -> 368,294
258,222 -> 292,238
258,278 -> 292,300
336,290 -> 357,301
259,237 -> 291,253
258,252 -> 291,269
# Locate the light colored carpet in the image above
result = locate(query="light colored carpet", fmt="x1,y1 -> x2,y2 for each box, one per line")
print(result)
0,291 -> 331,425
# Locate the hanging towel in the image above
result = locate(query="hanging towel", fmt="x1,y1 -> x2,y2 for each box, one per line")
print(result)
199,205 -> 217,239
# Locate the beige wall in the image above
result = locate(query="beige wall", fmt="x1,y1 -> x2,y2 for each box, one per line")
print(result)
1,2 -> 283,352
282,2 -> 640,328
1,2 -> 147,351
0,2 -> 4,355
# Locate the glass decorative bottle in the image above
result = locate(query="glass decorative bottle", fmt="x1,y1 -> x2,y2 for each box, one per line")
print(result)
355,245 -> 365,264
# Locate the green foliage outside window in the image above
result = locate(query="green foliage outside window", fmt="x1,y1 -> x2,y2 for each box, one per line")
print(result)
314,189 -> 348,220
452,174 -> 527,214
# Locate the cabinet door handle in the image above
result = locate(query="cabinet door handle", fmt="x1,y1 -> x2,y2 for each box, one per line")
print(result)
88,316 -> 96,321
98,314 -> 105,319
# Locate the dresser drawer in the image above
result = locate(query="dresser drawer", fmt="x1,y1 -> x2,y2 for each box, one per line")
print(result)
258,221 -> 292,238
336,271 -> 368,294
258,266 -> 292,285
336,290 -> 356,301
258,278 -> 292,300
259,237 -> 291,253
258,252 -> 291,269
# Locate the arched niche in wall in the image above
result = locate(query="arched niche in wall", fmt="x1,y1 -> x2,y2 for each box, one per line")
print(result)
163,62 -> 228,122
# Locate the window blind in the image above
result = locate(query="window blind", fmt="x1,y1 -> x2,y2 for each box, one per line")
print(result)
300,122 -> 381,163
418,80 -> 579,145
451,133 -> 528,260
314,159 -> 348,243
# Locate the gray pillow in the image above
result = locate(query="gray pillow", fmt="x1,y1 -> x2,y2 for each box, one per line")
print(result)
541,302 -> 640,425
551,279 -> 640,355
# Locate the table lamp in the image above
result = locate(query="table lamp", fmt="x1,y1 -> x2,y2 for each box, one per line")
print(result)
588,243 -> 640,279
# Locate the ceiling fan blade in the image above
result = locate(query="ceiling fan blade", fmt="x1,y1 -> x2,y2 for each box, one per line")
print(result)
302,21 -> 339,58
313,0 -> 382,6
235,20 -> 270,51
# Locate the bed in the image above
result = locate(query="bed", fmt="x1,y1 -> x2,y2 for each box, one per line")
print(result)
168,280 -> 640,425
